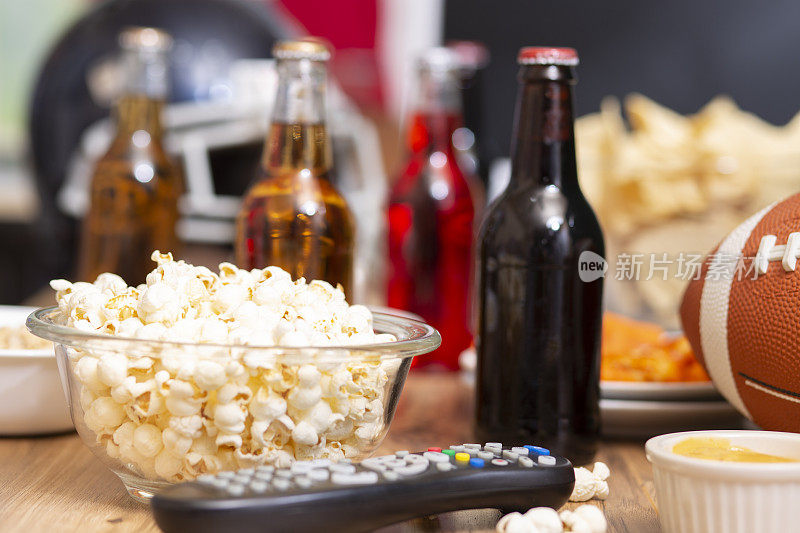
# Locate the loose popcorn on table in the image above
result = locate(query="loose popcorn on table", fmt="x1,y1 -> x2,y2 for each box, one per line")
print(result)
569,462 -> 610,502
496,504 -> 607,533
51,251 -> 399,482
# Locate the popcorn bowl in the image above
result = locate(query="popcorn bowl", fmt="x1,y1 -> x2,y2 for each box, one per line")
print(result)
28,306 -> 440,502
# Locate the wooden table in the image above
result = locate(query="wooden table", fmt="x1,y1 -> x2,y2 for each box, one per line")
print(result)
0,374 -> 660,532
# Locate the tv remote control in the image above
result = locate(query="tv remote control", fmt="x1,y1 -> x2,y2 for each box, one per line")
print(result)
151,442 -> 575,533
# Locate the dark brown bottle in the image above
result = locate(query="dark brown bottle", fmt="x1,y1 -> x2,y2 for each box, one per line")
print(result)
235,39 -> 354,295
475,47 -> 604,465
77,27 -> 182,286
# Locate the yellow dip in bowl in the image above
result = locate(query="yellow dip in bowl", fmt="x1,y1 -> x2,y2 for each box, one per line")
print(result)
673,437 -> 799,463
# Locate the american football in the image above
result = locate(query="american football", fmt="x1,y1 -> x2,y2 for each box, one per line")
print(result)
680,193 -> 800,432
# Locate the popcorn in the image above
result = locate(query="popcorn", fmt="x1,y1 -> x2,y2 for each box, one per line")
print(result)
97,353 -> 128,386
496,505 -> 607,533
52,252 -> 397,483
569,462 -> 611,502
132,424 -> 163,457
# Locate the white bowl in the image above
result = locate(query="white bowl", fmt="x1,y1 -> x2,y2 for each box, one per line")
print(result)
646,430 -> 800,533
0,305 -> 72,435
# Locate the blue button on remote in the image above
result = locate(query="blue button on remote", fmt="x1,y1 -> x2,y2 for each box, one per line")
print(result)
468,458 -> 484,468
524,445 -> 550,456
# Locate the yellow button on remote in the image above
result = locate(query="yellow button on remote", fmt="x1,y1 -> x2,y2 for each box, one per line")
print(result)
455,452 -> 470,463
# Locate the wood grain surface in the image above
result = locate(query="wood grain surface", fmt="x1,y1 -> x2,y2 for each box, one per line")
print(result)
0,374 -> 661,533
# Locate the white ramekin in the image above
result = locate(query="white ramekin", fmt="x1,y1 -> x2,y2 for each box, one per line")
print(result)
0,305 -> 72,435
646,430 -> 800,533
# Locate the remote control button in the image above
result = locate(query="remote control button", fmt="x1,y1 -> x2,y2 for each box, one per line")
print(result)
538,455 -> 556,466
463,443 -> 482,450
519,456 -> 535,468
309,459 -> 333,468
469,458 -> 485,468
436,462 -> 456,472
485,442 -> 503,450
477,451 -> 494,460
384,458 -> 407,469
330,463 -> 357,475
232,474 -> 251,485
443,449 -> 456,457
295,476 -> 313,489
272,478 -> 291,491
254,471 -> 273,482
395,450 -> 409,458
511,447 -> 529,456
427,447 -> 442,452
226,483 -> 245,497
197,474 -> 216,485
216,471 -> 236,479
309,469 -> 329,482
291,462 -> 314,474
502,451 -> 519,461
361,458 -> 387,472
424,451 -> 450,463
211,479 -> 230,490
491,459 -> 509,466
455,452 -> 470,463
395,462 -> 429,477
249,481 -> 269,493
525,445 -> 550,456
256,465 -> 275,474
374,455 -> 395,463
238,468 -> 255,475
405,454 -> 427,464
450,445 -> 465,452
332,471 -> 379,485
275,470 -> 293,479
382,471 -> 399,481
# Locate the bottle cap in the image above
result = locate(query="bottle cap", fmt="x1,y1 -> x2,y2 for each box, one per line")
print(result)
119,27 -> 173,52
417,47 -> 461,72
273,38 -> 331,62
446,41 -> 490,71
517,47 -> 578,66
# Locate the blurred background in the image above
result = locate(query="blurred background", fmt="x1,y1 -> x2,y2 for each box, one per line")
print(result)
3,0 -> 800,333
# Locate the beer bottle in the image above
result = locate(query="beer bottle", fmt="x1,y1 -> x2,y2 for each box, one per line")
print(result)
387,48 -> 483,370
475,48 -> 604,465
235,39 -> 354,294
77,27 -> 182,286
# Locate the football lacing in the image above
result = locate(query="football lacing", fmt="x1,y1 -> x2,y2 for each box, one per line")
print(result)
755,233 -> 800,275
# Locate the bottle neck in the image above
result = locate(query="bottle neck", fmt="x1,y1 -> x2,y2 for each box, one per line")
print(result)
113,47 -> 168,141
114,95 -> 165,140
408,68 -> 464,153
265,58 -> 331,174
509,65 -> 578,191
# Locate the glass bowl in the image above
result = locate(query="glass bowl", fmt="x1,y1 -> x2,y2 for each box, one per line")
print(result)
28,306 -> 440,502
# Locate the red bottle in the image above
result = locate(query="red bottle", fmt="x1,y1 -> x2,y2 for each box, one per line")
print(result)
387,48 -> 483,370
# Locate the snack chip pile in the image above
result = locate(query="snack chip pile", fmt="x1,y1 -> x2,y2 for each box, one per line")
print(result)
577,95 -> 800,328
601,313 -> 709,382
577,94 -> 800,238
50,251 -> 398,482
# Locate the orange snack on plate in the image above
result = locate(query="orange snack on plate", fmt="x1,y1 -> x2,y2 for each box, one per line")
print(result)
601,312 -> 710,382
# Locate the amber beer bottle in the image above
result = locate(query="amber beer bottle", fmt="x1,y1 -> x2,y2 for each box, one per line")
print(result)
77,27 -> 182,286
475,48 -> 604,465
235,40 -> 354,294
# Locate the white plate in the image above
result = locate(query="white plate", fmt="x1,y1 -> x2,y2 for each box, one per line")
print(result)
601,398 -> 746,439
601,381 -> 721,401
0,305 -> 73,435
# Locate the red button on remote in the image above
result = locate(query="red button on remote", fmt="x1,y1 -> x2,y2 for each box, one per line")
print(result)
427,447 -> 442,453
